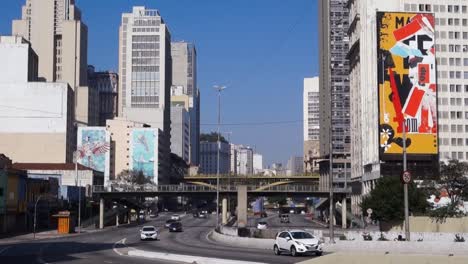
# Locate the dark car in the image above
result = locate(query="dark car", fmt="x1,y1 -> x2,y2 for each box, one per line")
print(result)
168,221 -> 183,232
165,219 -> 177,228
280,214 -> 290,223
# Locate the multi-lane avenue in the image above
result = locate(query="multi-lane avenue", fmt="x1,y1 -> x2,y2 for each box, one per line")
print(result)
0,212 -> 323,264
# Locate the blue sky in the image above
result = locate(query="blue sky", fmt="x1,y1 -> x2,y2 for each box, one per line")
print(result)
0,0 -> 319,166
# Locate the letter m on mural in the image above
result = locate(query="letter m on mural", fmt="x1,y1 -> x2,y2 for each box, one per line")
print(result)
377,12 -> 438,160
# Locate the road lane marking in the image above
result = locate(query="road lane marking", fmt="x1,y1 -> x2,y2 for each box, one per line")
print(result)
112,238 -> 127,256
0,246 -> 11,255
128,249 -> 268,264
37,243 -> 50,264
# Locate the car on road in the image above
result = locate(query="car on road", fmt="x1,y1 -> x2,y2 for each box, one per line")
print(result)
198,212 -> 207,218
168,221 -> 183,232
149,211 -> 158,218
273,230 -> 323,257
280,214 -> 290,223
171,214 -> 181,221
140,226 -> 159,241
165,219 -> 177,228
257,221 -> 268,230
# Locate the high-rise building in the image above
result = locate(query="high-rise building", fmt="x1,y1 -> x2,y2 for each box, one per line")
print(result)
253,153 -> 263,175
12,0 -> 95,126
171,41 -> 200,166
230,144 -> 238,175
170,106 -> 190,163
303,77 -> 320,173
237,146 -> 254,175
287,156 -> 304,176
199,141 -> 230,174
0,36 -> 75,163
87,66 -> 119,126
318,0 -> 351,187
118,6 -> 172,179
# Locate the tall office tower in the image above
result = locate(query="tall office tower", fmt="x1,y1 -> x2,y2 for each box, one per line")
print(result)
236,145 -> 254,176
118,6 -> 172,181
87,66 -> 119,126
303,77 -> 320,173
12,0 -> 95,126
230,144 -> 238,175
171,42 -> 200,166
253,153 -> 263,175
318,0 -> 351,187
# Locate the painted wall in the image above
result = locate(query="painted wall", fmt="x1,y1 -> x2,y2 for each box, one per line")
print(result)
77,127 -> 110,185
130,128 -> 158,183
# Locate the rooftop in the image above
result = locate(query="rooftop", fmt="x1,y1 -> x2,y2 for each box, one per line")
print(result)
12,163 -> 95,171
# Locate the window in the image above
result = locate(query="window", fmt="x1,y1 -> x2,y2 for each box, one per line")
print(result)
459,152 -> 464,160
463,6 -> 468,13
434,5 -> 439,12
452,138 -> 457,145
464,32 -> 468,40
448,19 -> 454,26
448,5 -> 453,12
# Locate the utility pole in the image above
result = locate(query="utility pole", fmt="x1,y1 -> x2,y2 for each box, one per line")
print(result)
403,120 -> 410,241
74,151 -> 81,233
33,195 -> 43,239
214,85 -> 226,227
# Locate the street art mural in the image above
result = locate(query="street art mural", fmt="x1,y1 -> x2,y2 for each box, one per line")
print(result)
77,127 -> 110,185
377,12 -> 438,159
130,128 -> 158,183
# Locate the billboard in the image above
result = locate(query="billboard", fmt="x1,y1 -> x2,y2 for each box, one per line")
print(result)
77,127 -> 110,185
377,12 -> 438,159
130,128 -> 158,183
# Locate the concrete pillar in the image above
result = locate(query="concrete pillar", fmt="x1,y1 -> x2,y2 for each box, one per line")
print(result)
342,197 -> 347,229
222,198 -> 228,225
237,185 -> 247,228
99,198 -> 104,229
128,212 -> 131,224
116,212 -> 119,227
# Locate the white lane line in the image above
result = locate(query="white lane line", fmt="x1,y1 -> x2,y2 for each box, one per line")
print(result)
112,238 -> 127,256
128,249 -> 268,264
0,246 -> 11,255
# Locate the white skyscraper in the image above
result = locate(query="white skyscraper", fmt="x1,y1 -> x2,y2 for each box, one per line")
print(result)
118,6 -> 172,181
303,77 -> 320,173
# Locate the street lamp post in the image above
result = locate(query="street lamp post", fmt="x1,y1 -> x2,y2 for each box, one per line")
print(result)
33,195 -> 44,239
403,121 -> 410,241
73,151 -> 81,234
214,85 -> 226,227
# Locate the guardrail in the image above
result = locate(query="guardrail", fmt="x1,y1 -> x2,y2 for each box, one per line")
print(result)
93,184 -> 351,194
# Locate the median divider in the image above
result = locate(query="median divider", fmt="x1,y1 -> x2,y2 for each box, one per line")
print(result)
209,229 -> 274,250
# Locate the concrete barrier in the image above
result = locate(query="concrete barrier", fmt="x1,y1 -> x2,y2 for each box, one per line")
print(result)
210,230 -> 274,250
342,230 -> 468,242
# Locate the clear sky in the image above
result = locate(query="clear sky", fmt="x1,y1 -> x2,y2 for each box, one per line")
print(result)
0,0 -> 319,166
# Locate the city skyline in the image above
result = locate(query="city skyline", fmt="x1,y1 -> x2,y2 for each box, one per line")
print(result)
0,0 -> 317,165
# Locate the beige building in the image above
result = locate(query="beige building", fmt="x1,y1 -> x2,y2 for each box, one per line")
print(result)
12,0 -> 97,126
0,36 -> 75,163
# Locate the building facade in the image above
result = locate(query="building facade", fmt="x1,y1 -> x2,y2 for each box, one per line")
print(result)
12,0 -> 95,126
319,0 -> 351,188
287,156 -> 304,176
170,106 -> 190,163
171,42 -> 200,166
199,141 -> 230,174
0,36 -> 75,164
230,144 -> 238,175
303,77 -> 321,173
87,66 -> 119,126
253,153 -> 263,175
237,146 -> 254,175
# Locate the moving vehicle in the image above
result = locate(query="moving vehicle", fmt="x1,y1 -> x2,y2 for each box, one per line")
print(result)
280,214 -> 290,223
165,219 -> 177,228
198,212 -> 207,218
257,221 -> 268,230
140,226 -> 159,241
171,214 -> 181,221
273,230 -> 323,257
168,221 -> 183,232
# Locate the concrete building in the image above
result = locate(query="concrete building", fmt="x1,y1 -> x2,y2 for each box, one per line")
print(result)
237,146 -> 254,175
199,141 -> 230,174
253,153 -> 263,175
171,42 -> 200,166
118,7 -> 172,179
87,66 -> 119,126
12,0 -> 96,126
230,144 -> 238,175
287,156 -> 304,176
318,0 -> 351,187
303,77 -> 321,173
170,106 -> 190,163
0,36 -> 75,163
106,118 -> 169,184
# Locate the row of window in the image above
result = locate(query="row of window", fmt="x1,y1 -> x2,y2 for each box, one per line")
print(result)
438,97 -> 468,106
133,27 -> 159,33
435,18 -> 468,27
409,4 -> 468,14
438,111 -> 468,120
435,44 -> 468,53
437,57 -> 468,67
441,152 -> 468,161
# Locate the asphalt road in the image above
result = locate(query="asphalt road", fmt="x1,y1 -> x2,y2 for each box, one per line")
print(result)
0,212 -> 323,264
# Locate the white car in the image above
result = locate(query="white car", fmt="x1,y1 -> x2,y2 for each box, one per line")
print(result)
257,221 -> 268,230
140,226 -> 159,241
273,230 -> 323,257
171,214 -> 180,221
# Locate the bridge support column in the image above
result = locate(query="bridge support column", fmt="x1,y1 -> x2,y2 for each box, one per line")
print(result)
222,198 -> 228,225
116,212 -> 119,227
237,185 -> 247,228
99,197 -> 104,229
342,197 -> 347,229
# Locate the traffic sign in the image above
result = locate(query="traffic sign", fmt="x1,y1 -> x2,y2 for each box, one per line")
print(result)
402,171 -> 411,184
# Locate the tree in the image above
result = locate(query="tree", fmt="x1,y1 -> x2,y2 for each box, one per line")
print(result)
268,196 -> 287,207
429,160 -> 468,220
116,170 -> 153,185
200,132 -> 228,143
360,176 -> 429,226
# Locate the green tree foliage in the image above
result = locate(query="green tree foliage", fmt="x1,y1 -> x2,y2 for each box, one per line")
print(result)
117,169 -> 153,185
360,176 -> 429,223
429,160 -> 468,220
200,132 -> 228,143
268,196 -> 287,206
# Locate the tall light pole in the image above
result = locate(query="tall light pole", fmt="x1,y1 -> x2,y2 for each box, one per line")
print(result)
214,85 -> 226,227
402,121 -> 410,241
33,194 -> 44,239
73,151 -> 81,233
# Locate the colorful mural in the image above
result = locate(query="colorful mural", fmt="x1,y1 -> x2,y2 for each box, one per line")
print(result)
130,129 -> 158,181
377,12 -> 438,159
77,127 -> 110,173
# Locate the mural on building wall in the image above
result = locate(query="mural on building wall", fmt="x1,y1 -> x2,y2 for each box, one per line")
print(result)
130,129 -> 158,182
377,12 -> 438,159
77,127 -> 110,178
